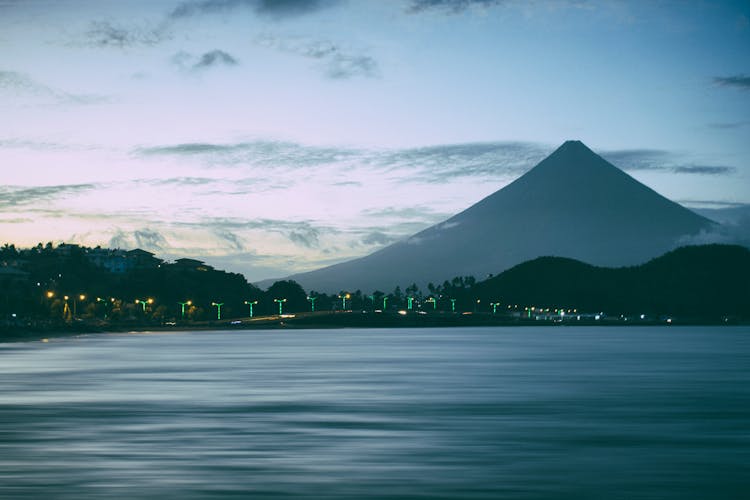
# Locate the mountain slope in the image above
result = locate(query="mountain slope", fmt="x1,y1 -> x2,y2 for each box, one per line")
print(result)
471,244 -> 750,317
283,140 -> 714,293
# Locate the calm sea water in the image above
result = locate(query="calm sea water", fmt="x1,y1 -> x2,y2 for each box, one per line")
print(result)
1,326 -> 749,499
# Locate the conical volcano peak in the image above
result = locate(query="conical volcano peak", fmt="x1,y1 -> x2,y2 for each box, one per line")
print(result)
550,139 -> 598,159
561,139 -> 586,148
527,139 -> 618,180
279,140 -> 713,293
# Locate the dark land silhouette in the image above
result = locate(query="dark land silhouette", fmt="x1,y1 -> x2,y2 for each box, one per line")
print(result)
471,244 -> 750,319
1,242 -> 747,340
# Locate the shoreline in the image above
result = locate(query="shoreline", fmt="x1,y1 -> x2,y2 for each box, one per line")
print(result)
2,311 -> 746,343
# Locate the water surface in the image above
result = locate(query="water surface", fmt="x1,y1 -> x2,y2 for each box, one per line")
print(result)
1,327 -> 749,498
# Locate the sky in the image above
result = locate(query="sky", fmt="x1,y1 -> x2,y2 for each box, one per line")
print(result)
1,0 -> 749,282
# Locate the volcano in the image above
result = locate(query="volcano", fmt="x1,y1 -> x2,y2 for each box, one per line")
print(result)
282,140 -> 714,293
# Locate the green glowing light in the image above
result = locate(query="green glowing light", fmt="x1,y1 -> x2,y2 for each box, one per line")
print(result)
274,298 -> 287,315
338,293 -> 350,311
244,300 -> 258,318
307,296 -> 317,312
135,298 -> 153,313
490,302 -> 500,314
426,297 -> 436,310
450,298 -> 456,313
383,296 -> 388,310
178,300 -> 192,319
407,297 -> 414,310
211,301 -> 224,320
96,297 -> 111,319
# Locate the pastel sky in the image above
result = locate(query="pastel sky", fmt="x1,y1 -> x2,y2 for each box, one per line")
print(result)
1,0 -> 749,281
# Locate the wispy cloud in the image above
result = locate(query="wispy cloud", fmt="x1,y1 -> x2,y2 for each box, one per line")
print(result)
361,206 -> 443,220
359,206 -> 453,233
678,216 -> 750,248
0,184 -> 97,209
170,0 -> 341,20
601,149 -> 735,176
681,200 -> 749,210
135,138 -> 736,182
707,121 -> 749,129
0,70 -> 54,96
195,49 -> 238,68
134,139 -> 550,189
360,231 -> 396,246
136,140 -> 358,166
713,74 -> 750,91
134,228 -> 168,250
106,228 -> 167,251
172,49 -> 239,71
672,165 -> 735,175
372,141 -> 550,182
326,53 -> 378,79
173,216 -> 336,249
0,138 -> 88,152
288,226 -> 321,248
256,35 -> 379,79
0,217 -> 32,224
139,177 -> 218,187
407,0 -> 507,14
600,148 -> 670,169
0,70 -> 105,105
83,20 -> 170,48
214,228 -> 245,250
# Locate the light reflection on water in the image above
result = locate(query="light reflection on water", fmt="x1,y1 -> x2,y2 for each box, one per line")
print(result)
1,327 -> 749,499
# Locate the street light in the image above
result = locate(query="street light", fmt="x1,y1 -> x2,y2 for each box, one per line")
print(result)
307,296 -> 317,312
135,298 -> 153,313
74,294 -> 86,318
274,298 -> 287,315
63,295 -> 71,322
383,296 -> 388,310
407,297 -> 415,310
178,300 -> 192,320
44,291 -> 55,319
425,297 -> 437,310
244,300 -> 258,318
490,302 -> 500,315
338,293 -> 350,311
96,297 -> 111,319
211,302 -> 224,320
450,298 -> 457,313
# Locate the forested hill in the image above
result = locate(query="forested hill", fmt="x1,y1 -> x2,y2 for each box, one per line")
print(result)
472,244 -> 750,317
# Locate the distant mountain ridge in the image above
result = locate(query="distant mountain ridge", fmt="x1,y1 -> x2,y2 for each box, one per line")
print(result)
471,244 -> 750,317
279,140 -> 715,293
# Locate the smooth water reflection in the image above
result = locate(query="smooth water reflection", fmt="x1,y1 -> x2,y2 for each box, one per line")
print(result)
1,327 -> 749,499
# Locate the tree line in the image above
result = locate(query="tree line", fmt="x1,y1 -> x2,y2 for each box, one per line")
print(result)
0,243 -> 486,325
